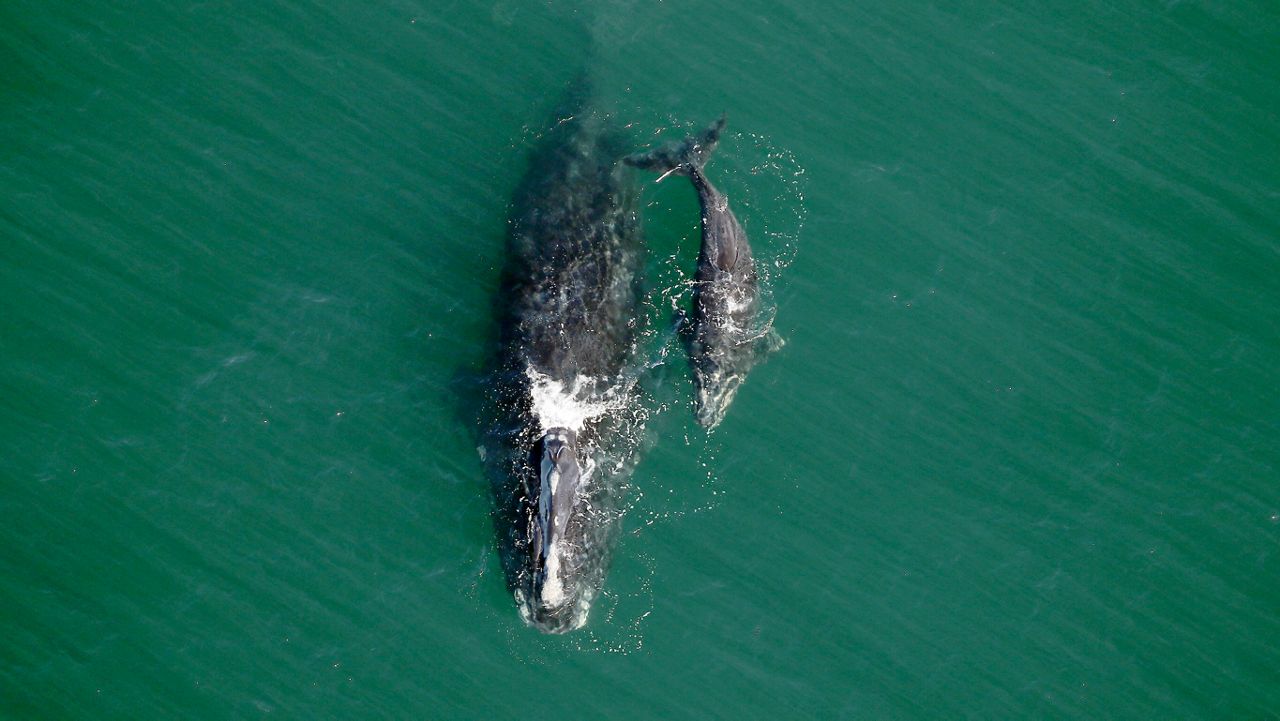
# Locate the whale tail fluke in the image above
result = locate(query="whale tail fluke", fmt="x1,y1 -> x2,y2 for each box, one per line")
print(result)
625,114 -> 726,181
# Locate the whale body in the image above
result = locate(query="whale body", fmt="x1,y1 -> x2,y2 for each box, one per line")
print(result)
627,117 -> 775,429
484,88 -> 644,633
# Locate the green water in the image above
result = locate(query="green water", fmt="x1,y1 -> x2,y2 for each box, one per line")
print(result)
2,1 -> 1277,718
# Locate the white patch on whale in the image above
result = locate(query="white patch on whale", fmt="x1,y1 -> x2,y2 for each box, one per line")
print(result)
542,542 -> 566,606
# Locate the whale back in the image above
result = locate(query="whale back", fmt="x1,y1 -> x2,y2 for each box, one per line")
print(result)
501,108 -> 643,382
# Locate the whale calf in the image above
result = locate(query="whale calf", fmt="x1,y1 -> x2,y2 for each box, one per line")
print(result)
483,87 -> 645,633
627,117 -> 776,429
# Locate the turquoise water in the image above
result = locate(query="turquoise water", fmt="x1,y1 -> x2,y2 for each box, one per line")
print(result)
2,1 -> 1277,718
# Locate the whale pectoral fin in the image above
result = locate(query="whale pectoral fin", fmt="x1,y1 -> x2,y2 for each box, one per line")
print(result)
753,326 -> 786,358
672,307 -> 689,334
672,308 -> 695,351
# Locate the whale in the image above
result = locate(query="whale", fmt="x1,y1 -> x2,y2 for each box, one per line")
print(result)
482,86 -> 645,633
626,117 -> 776,429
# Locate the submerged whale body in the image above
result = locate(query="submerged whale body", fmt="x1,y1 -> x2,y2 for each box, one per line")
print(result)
627,117 -> 778,429
482,87 -> 645,633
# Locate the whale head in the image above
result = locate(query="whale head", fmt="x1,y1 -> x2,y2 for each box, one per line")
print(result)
520,427 -> 591,632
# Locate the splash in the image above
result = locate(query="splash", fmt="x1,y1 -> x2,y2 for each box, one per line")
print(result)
524,366 -> 632,434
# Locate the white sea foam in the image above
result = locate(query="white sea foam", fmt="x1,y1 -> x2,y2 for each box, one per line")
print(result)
525,366 -> 627,433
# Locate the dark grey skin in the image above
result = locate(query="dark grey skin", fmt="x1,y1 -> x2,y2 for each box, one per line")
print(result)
627,117 -> 769,429
486,90 -> 644,633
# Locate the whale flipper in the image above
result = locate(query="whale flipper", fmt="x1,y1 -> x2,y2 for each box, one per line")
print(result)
754,325 -> 785,356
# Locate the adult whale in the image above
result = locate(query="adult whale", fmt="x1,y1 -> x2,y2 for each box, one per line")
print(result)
626,117 -> 777,429
482,85 -> 645,633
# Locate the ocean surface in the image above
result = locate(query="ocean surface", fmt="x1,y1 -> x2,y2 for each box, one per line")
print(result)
2,1 -> 1278,718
